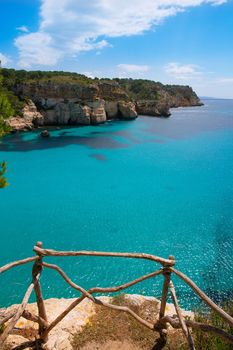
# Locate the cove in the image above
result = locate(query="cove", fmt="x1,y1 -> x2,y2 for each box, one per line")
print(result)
0,99 -> 233,309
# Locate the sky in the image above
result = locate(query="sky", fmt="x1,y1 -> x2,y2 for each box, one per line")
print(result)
0,0 -> 233,98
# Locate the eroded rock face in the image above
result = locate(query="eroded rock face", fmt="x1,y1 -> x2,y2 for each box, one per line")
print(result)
136,100 -> 171,117
22,100 -> 44,126
6,78 -> 203,132
6,116 -> 34,131
87,99 -> 107,124
118,101 -> 137,119
14,82 -> 99,101
105,101 -> 119,119
12,82 -> 137,129
69,104 -> 91,125
6,100 -> 44,131
98,82 -> 128,101
42,99 -> 106,126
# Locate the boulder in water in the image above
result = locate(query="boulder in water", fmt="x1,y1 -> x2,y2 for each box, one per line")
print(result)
40,129 -> 50,138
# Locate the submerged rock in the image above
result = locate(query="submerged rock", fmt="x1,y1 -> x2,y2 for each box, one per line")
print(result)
41,129 -> 50,137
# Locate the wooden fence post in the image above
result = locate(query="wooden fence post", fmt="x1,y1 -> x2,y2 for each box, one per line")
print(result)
154,256 -> 175,350
32,241 -> 48,343
159,256 -> 174,319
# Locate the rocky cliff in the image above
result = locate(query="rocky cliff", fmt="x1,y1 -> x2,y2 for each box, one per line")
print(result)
0,69 -> 203,131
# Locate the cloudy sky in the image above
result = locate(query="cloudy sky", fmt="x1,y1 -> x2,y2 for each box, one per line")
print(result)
0,0 -> 233,98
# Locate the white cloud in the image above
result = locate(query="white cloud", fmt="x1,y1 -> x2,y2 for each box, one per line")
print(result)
207,0 -> 227,4
15,32 -> 62,68
165,62 -> 203,80
0,52 -> 11,67
217,77 -> 233,83
82,71 -> 95,79
118,64 -> 150,73
69,38 -> 110,53
14,0 -> 229,68
16,26 -> 29,33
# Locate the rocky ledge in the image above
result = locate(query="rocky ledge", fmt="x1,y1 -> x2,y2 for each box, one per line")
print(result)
2,295 -> 193,350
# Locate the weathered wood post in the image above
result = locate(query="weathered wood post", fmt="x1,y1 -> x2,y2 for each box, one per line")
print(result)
159,256 -> 175,318
32,241 -> 48,344
153,255 -> 175,350
169,280 -> 196,350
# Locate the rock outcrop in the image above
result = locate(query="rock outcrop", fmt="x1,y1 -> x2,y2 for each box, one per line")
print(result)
6,100 -> 44,131
136,100 -> 171,117
118,101 -> 138,119
88,99 -> 107,124
6,98 -> 139,131
105,101 -> 119,118
12,81 -> 138,127
2,295 -> 193,350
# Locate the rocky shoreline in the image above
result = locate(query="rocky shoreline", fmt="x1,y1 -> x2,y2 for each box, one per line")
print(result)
0,69 -> 203,133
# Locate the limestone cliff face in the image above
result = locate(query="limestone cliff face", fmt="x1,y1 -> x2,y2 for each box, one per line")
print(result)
163,85 -> 203,108
135,85 -> 202,117
98,81 -> 129,101
14,82 -> 99,101
136,100 -> 171,117
6,100 -> 44,131
12,81 -> 137,128
3,70 -> 203,131
118,101 -> 138,119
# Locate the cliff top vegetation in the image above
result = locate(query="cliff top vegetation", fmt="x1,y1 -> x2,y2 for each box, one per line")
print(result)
0,68 -> 196,102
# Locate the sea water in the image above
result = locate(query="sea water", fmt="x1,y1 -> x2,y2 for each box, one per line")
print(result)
0,98 -> 232,309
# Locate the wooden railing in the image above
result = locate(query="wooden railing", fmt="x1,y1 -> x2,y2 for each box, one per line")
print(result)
0,242 -> 233,350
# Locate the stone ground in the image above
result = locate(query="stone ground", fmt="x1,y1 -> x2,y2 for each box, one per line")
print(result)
80,340 -> 141,349
2,295 -> 193,350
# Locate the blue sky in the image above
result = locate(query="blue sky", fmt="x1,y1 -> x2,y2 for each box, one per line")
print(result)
0,0 -> 233,98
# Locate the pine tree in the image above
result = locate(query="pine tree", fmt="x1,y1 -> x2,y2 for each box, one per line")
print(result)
0,92 -> 14,119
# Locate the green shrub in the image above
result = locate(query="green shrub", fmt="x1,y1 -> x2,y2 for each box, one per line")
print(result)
0,90 -> 14,119
0,117 -> 11,137
193,302 -> 233,350
0,161 -> 8,188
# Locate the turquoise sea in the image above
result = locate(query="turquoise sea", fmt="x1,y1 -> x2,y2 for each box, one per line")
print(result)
0,99 -> 233,309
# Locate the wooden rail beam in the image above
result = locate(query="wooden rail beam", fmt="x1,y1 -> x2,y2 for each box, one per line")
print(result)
41,262 -> 156,337
34,246 -> 175,266
158,316 -> 233,344
0,282 -> 35,346
1,246 -> 233,349
171,268 -> 233,327
0,256 -> 38,274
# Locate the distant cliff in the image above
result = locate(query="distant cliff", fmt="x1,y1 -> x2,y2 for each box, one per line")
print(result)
0,69 -> 203,132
